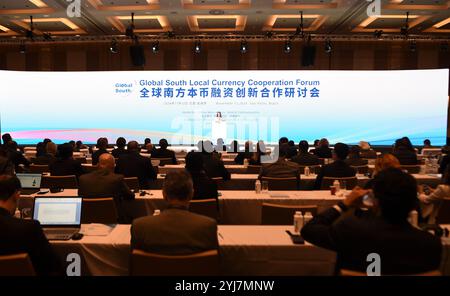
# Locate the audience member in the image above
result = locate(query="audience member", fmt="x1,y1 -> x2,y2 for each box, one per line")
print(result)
5,141 -> 30,171
291,140 -> 320,166
33,142 -> 57,165
198,141 -> 230,180
49,143 -> 83,177
1,133 -> 12,146
259,144 -> 301,179
345,146 -> 368,167
234,141 -> 253,164
92,137 -> 109,166
393,138 -> 418,165
111,137 -> 128,159
185,152 -> 218,201
0,148 -> 14,175
313,138 -> 332,158
151,139 -> 177,164
359,141 -> 377,159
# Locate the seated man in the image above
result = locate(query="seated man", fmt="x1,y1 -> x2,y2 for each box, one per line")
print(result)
0,175 -> 62,275
345,146 -> 368,167
92,137 -> 109,166
111,137 -> 128,159
33,141 -> 57,165
313,138 -> 333,159
5,141 -> 30,171
49,143 -> 84,177
78,153 -> 135,223
302,168 -> 442,275
151,139 -> 177,164
314,143 -> 356,189
115,141 -> 157,189
259,144 -> 301,178
185,152 -> 218,201
198,141 -> 230,181
131,171 -> 218,255
291,140 -> 321,166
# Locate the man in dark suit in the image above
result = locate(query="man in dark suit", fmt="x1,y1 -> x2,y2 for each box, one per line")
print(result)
185,152 -> 218,201
0,147 -> 14,175
33,141 -> 57,165
302,168 -> 442,275
92,137 -> 109,166
49,143 -> 84,177
259,144 -> 301,178
131,170 -> 218,255
393,145 -> 418,165
111,137 -> 128,159
345,146 -> 368,167
198,140 -> 230,181
314,143 -> 356,189
0,175 -> 62,275
234,141 -> 253,165
313,138 -> 333,159
5,141 -> 30,171
291,140 -> 321,166
115,141 -> 157,189
151,138 -> 177,164
79,153 -> 135,223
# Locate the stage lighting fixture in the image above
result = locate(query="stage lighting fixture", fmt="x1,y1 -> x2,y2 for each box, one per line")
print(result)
284,40 -> 292,54
240,40 -> 248,54
194,41 -> 201,54
110,39 -> 119,54
151,41 -> 159,53
125,13 -> 135,38
324,39 -> 332,53
25,15 -> 34,40
400,12 -> 410,37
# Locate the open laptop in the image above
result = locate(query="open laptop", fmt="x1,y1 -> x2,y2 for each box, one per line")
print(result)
17,173 -> 42,195
33,197 -> 82,240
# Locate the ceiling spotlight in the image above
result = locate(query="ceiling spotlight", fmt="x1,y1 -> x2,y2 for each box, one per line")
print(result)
324,39 -> 332,53
374,30 -> 383,40
240,40 -> 248,54
151,41 -> 159,53
284,40 -> 292,54
265,31 -> 274,39
400,12 -> 410,37
409,40 -> 417,52
110,39 -> 118,54
19,42 -> 26,54
194,41 -> 201,54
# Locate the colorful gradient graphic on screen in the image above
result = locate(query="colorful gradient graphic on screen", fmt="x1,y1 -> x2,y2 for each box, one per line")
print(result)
0,69 -> 448,145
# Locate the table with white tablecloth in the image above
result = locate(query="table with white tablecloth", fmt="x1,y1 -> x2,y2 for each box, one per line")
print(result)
51,225 -> 337,276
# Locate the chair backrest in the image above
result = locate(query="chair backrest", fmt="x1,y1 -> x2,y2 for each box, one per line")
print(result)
340,269 -> 442,276
245,165 -> 262,174
351,165 -> 369,175
28,164 -> 49,174
435,198 -> 450,224
321,177 -> 358,190
124,177 -> 140,191
261,176 -> 299,190
261,203 -> 317,225
130,249 -> 219,276
400,165 -> 421,174
0,253 -> 35,276
81,197 -> 118,224
298,165 -> 321,174
41,175 -> 78,189
189,199 -> 218,221
153,158 -> 173,166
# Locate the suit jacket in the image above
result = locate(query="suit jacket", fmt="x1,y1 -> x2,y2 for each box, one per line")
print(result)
151,148 -> 177,164
0,207 -> 62,276
313,146 -> 332,159
201,153 -> 231,181
6,149 -> 30,169
314,160 -> 356,189
33,153 -> 56,165
393,148 -> 418,165
0,156 -> 14,175
131,207 -> 218,255
301,207 -> 442,274
49,158 -> 84,177
115,152 -> 157,189
291,152 -> 321,166
234,152 -> 252,165
345,158 -> 368,167
188,170 -> 219,201
259,159 -> 301,179
360,149 -> 377,159
111,148 -> 127,159
92,149 -> 109,166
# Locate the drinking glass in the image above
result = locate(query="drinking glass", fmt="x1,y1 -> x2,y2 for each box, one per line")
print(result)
261,181 -> 269,193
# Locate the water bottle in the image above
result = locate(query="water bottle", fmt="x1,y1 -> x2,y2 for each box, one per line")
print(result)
333,179 -> 340,192
255,180 -> 261,194
304,166 -> 310,176
153,209 -> 161,216
243,158 -> 249,167
303,212 -> 313,226
294,211 -> 302,233
408,210 -> 418,227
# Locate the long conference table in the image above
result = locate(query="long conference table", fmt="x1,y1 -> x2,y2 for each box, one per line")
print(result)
49,224 -> 450,276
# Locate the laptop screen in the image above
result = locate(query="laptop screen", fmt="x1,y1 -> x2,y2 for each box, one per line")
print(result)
33,197 -> 82,226
17,173 -> 42,189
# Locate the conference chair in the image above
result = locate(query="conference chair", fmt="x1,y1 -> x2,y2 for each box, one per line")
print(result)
28,164 -> 49,174
351,165 -> 369,175
245,165 -> 262,174
299,165 -> 321,175
152,158 -> 173,166
41,175 -> 78,189
81,197 -> 118,224
189,199 -> 219,221
320,176 -> 358,190
130,249 -> 219,276
0,253 -> 35,276
261,176 -> 300,190
400,165 -> 421,174
261,203 -> 318,225
435,198 -> 450,224
124,177 -> 140,191
339,269 -> 441,276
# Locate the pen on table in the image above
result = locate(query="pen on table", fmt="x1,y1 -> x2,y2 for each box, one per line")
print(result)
218,232 -> 224,239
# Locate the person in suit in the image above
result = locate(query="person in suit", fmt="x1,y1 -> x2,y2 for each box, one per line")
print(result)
151,139 -> 177,164
185,152 -> 218,201
130,170 -> 218,255
1,133 -> 12,146
74,140 -> 88,152
287,140 -> 298,159
111,137 -> 127,159
234,141 -> 253,165
78,153 -> 135,223
215,138 -> 226,152
33,141 -> 57,165
248,140 -> 268,165
4,141 -> 30,171
198,141 -> 230,181
314,143 -> 356,189
291,140 -> 321,166
0,147 -> 14,176
313,138 -> 333,159
345,146 -> 368,167
302,168 -> 442,275
0,175 -> 62,275
49,143 -> 84,177
259,144 -> 301,179
115,141 -> 157,189
92,137 -> 109,166
439,149 -> 450,175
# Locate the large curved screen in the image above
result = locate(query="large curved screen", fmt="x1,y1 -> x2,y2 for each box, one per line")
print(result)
0,69 -> 448,145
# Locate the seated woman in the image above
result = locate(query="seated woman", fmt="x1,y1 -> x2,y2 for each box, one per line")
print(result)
419,166 -> 450,224
364,153 -> 400,189
185,151 -> 218,201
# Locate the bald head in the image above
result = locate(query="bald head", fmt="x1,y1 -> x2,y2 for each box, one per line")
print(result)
98,153 -> 115,171
127,141 -> 139,152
